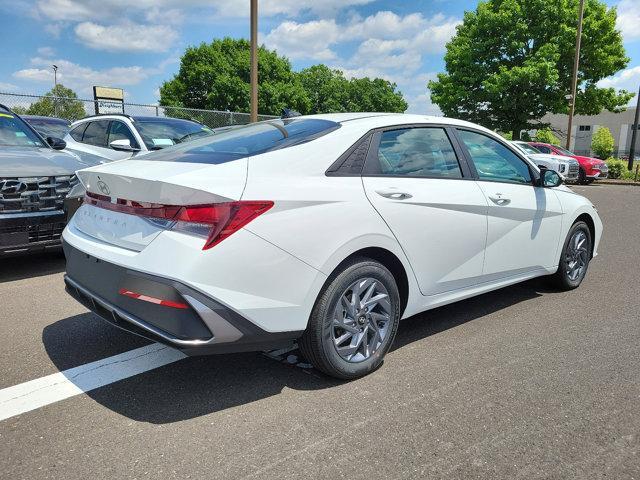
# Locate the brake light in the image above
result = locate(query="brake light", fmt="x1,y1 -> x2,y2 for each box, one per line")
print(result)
84,192 -> 273,250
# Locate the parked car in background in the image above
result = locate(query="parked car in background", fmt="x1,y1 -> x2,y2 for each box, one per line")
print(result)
511,141 -> 579,182
22,115 -> 71,139
528,142 -> 608,184
0,105 -> 101,256
21,114 -> 109,168
63,114 -> 214,162
63,113 -> 602,379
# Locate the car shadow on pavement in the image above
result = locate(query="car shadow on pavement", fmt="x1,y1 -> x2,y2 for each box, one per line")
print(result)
0,251 -> 66,283
42,277 -> 548,424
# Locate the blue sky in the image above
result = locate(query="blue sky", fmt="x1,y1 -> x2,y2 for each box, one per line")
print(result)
0,0 -> 638,114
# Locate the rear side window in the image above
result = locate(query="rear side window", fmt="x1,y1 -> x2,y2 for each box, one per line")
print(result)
373,127 -> 462,178
82,120 -> 110,147
148,118 -> 340,164
69,123 -> 88,141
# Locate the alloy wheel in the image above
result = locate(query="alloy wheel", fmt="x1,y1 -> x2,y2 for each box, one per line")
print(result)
565,230 -> 589,282
331,277 -> 392,363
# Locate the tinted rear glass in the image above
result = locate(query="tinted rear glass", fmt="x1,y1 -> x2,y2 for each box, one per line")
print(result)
148,118 -> 340,164
134,119 -> 213,150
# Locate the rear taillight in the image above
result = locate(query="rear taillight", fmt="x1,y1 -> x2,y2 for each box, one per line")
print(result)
85,192 -> 273,250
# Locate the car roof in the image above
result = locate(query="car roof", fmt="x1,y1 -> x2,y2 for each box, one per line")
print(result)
70,114 -> 201,126
22,115 -> 70,124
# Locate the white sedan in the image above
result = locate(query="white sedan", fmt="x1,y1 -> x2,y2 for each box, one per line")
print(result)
62,113 -> 602,379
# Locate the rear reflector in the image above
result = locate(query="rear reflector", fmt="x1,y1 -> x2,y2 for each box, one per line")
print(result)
85,192 -> 273,250
118,288 -> 189,309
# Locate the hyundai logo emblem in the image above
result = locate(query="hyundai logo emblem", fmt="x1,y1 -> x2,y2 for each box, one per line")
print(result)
97,180 -> 111,195
0,180 -> 28,195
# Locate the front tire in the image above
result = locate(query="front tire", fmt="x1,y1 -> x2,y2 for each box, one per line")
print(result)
299,258 -> 401,380
549,221 -> 592,290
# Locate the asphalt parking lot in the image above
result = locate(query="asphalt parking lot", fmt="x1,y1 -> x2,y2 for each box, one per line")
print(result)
1,184 -> 639,479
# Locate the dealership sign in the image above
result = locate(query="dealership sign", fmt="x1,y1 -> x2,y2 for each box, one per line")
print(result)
93,86 -> 124,115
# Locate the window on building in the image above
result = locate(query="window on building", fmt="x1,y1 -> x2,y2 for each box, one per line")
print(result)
578,125 -> 591,132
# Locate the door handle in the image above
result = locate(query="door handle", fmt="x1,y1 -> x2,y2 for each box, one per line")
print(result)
375,189 -> 412,200
488,193 -> 510,206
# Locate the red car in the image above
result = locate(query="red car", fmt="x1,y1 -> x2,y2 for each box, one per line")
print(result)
528,142 -> 608,184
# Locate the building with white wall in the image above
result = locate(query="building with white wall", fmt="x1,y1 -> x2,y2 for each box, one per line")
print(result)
541,106 -> 638,158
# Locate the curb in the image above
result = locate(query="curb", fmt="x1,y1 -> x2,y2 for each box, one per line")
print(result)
596,180 -> 640,187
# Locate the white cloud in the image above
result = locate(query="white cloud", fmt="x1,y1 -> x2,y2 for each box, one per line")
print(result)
616,0 -> 640,42
263,20 -> 340,61
214,0 -> 374,18
0,82 -> 21,92
74,22 -> 178,52
37,46 -> 55,57
44,22 -> 65,38
598,65 -> 640,105
13,57 -> 152,96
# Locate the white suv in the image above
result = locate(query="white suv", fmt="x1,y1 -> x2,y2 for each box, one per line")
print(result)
63,114 -> 213,161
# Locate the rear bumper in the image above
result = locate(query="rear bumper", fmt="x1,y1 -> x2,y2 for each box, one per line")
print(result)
63,242 -> 302,355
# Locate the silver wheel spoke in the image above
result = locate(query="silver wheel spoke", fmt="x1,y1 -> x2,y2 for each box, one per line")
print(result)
331,276 -> 392,363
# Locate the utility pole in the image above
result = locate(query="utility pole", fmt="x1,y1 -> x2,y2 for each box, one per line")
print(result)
628,85 -> 640,171
52,64 -> 58,88
566,0 -> 585,150
250,0 -> 258,123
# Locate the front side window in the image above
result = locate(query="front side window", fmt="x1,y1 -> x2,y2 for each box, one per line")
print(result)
0,112 -> 46,147
458,130 -> 532,185
82,120 -> 110,147
374,127 -> 462,178
108,121 -> 139,148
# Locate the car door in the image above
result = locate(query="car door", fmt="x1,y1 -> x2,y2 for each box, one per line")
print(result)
362,126 -> 489,296
456,129 -> 563,280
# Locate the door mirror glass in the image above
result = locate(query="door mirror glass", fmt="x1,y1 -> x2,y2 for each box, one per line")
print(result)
46,136 -> 66,150
541,168 -> 562,187
109,138 -> 138,152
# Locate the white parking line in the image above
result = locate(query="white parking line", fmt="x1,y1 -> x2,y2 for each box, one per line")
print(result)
0,344 -> 186,422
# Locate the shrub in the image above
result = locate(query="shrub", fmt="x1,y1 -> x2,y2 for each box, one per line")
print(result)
606,158 -> 626,179
534,128 -> 560,145
591,127 -> 615,159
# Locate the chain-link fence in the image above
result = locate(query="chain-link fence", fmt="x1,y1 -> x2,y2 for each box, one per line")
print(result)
0,92 -> 277,128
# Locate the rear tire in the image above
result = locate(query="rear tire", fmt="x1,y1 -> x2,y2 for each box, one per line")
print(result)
299,258 -> 401,380
548,221 -> 592,290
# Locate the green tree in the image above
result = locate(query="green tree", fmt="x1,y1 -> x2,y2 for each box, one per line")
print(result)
591,126 -> 614,158
429,0 -> 633,139
25,84 -> 86,121
298,65 -> 350,113
160,38 -> 311,116
534,128 -> 561,144
345,77 -> 407,113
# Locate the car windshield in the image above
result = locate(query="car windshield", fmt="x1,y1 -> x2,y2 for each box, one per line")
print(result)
148,118 -> 340,164
553,145 -> 575,156
134,118 -> 214,150
26,118 -> 70,138
515,142 -> 540,155
0,112 -> 46,147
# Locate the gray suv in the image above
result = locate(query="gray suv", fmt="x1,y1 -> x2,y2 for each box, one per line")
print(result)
0,105 -> 100,256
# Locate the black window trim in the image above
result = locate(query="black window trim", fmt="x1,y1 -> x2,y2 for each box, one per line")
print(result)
451,127 -> 541,187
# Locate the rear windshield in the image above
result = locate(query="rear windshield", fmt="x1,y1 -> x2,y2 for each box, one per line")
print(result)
514,142 -> 540,155
26,118 -> 70,139
148,118 -> 340,164
134,118 -> 213,150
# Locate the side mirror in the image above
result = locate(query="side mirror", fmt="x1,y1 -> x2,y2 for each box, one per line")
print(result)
46,136 -> 66,150
109,139 -> 139,152
541,168 -> 563,188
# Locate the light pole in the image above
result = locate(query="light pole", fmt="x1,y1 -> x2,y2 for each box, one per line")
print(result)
250,0 -> 258,123
52,64 -> 59,116
628,85 -> 640,171
566,0 -> 585,150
